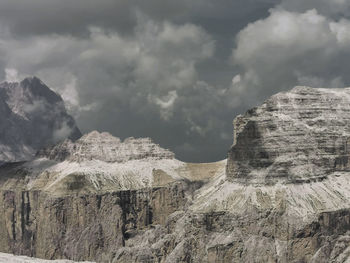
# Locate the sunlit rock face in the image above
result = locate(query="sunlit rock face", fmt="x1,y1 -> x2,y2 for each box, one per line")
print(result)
0,77 -> 81,162
227,86 -> 350,184
38,130 -> 175,163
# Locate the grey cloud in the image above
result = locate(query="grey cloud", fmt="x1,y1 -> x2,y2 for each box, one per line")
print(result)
231,7 -> 350,110
0,17 -> 228,161
279,0 -> 350,18
0,0 -> 136,36
0,0 -> 277,38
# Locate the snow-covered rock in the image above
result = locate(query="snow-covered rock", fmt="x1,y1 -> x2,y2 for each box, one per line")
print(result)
0,252 -> 93,263
38,130 -> 175,163
0,77 -> 81,163
1,131 -> 214,194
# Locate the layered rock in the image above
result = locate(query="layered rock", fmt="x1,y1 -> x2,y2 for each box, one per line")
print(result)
0,183 -> 188,262
227,86 -> 350,184
38,131 -> 175,163
0,130 -> 223,262
0,77 -> 81,162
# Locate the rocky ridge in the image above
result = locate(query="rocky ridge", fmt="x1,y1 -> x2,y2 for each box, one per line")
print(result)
0,86 -> 350,262
38,131 -> 175,163
0,130 -> 219,195
0,77 -> 81,162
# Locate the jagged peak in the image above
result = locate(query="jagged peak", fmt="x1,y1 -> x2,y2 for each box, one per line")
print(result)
38,131 -> 175,163
20,76 -> 43,84
0,76 -> 61,102
78,131 -> 158,145
1,76 -> 42,85
79,130 -> 121,143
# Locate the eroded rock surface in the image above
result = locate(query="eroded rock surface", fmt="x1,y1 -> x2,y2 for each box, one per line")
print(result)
38,131 -> 175,163
0,183 -> 189,262
227,86 -> 350,184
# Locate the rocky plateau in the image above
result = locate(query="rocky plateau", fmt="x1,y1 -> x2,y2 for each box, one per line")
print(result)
0,85 -> 350,262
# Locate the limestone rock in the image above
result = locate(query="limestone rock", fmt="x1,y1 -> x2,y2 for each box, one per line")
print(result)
227,86 -> 350,184
38,131 -> 175,163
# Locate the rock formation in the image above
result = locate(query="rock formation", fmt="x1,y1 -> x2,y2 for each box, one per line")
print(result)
0,77 -> 81,163
0,130 -> 222,261
38,131 -> 175,163
227,86 -> 350,184
1,86 -> 350,262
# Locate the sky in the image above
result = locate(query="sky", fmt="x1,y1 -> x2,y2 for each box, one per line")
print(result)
1,0 -> 350,162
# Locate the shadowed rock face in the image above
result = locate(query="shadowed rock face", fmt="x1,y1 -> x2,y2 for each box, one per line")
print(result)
0,77 -> 81,162
227,86 -> 350,184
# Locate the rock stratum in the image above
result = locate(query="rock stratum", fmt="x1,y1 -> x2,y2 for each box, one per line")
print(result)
0,77 -> 81,163
38,131 -> 175,163
227,86 -> 350,184
0,86 -> 350,263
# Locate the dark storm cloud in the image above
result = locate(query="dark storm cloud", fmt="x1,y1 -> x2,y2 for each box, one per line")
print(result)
0,0 -> 137,36
230,4 -> 350,112
0,0 -> 277,37
1,0 -> 349,162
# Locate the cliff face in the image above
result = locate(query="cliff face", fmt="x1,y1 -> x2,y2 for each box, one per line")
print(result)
227,86 -> 350,184
0,77 -> 81,163
1,86 -> 350,262
0,183 -> 188,262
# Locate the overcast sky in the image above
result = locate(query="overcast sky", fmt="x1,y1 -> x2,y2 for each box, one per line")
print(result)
1,0 -> 350,162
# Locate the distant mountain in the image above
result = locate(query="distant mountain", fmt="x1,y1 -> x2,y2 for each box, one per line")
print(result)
0,76 -> 81,162
38,130 -> 175,163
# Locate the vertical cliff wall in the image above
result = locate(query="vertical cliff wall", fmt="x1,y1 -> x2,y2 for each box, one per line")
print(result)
227,86 -> 350,184
0,182 -> 188,262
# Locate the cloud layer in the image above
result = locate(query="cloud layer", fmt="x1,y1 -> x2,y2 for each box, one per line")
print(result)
231,6 -> 350,107
1,0 -> 350,162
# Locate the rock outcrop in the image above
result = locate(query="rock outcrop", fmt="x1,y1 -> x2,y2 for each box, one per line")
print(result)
0,77 -> 81,163
0,182 -> 189,262
38,131 -> 175,163
1,86 -> 350,262
227,86 -> 350,184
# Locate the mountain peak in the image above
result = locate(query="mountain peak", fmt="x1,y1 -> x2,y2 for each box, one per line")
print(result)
80,130 -> 121,143
0,78 -> 81,162
18,76 -> 62,104
227,86 -> 350,184
39,131 -> 175,163
21,75 -> 42,83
